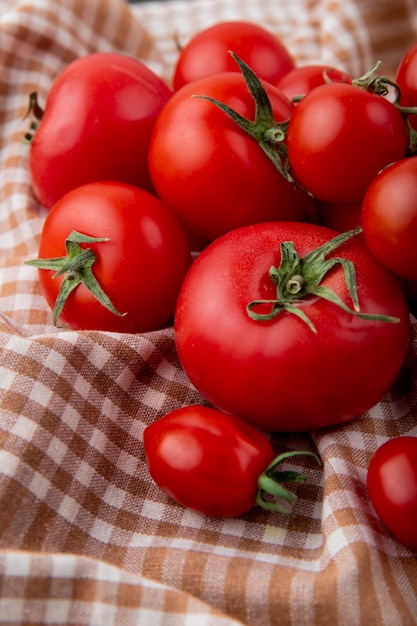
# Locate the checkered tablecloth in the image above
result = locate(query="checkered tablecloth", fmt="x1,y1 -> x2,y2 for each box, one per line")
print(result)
1,0 -> 416,624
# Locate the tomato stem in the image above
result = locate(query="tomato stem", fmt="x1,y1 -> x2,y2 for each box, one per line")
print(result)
26,230 -> 126,326
246,226 -> 400,332
256,450 -> 321,514
22,91 -> 44,143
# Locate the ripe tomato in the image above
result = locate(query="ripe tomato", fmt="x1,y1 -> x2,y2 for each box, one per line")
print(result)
26,182 -> 191,332
149,70 -> 310,241
172,20 -> 295,91
144,405 -> 320,517
318,200 -> 362,232
27,52 -> 172,209
367,436 -> 417,553
174,221 -> 410,432
286,82 -> 409,203
395,41 -> 417,131
276,64 -> 351,102
362,156 -> 417,281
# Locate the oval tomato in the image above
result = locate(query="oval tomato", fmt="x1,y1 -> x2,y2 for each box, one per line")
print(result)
276,64 -> 351,102
27,182 -> 191,332
367,436 -> 417,552
286,83 -> 409,203
27,52 -> 172,209
172,20 -> 295,91
362,156 -> 417,281
149,71 -> 310,241
174,221 -> 410,432
395,41 -> 417,131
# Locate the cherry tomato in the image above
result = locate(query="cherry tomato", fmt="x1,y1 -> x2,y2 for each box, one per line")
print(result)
149,70 -> 310,241
144,405 -> 275,516
27,52 -> 172,209
276,64 -> 351,102
362,156 -> 417,281
174,221 -> 410,432
286,83 -> 409,203
27,182 -> 191,332
367,436 -> 417,552
173,20 -> 295,91
395,41 -> 417,131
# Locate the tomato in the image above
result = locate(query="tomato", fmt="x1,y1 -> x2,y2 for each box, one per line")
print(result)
395,41 -> 417,131
27,52 -> 172,209
172,20 -> 295,91
174,221 -> 410,432
286,82 -> 409,203
362,156 -> 417,281
318,200 -> 362,232
144,405 -> 320,517
276,64 -> 351,102
26,182 -> 191,332
149,69 -> 310,242
367,436 -> 417,552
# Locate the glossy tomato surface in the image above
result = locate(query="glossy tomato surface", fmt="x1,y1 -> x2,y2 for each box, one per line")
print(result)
149,72 -> 310,241
144,405 -> 275,517
286,83 -> 409,203
276,64 -> 351,102
29,52 -> 172,209
395,41 -> 417,131
367,436 -> 417,552
362,156 -> 417,281
33,182 -> 191,332
175,222 -> 410,432
173,20 -> 295,90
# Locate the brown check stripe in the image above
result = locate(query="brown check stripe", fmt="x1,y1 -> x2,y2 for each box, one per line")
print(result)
0,0 -> 416,624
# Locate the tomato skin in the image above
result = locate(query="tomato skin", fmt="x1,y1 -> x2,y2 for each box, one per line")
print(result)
318,200 -> 362,232
367,437 -> 417,552
149,72 -> 310,241
395,41 -> 417,131
144,405 -> 275,517
173,21 -> 295,91
29,52 -> 172,209
362,157 -> 417,281
175,221 -> 410,432
276,64 -> 351,102
286,83 -> 409,203
34,182 -> 191,332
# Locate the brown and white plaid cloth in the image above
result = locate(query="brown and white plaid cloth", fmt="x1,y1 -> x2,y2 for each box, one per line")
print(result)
0,0 -> 416,624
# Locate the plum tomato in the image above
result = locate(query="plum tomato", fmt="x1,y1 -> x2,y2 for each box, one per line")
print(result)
174,221 -> 410,432
26,182 -> 191,332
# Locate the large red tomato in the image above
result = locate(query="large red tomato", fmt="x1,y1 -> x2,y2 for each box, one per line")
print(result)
27,52 -> 172,209
27,182 -> 191,332
286,83 -> 409,203
149,69 -> 310,242
172,20 -> 295,91
174,222 -> 410,432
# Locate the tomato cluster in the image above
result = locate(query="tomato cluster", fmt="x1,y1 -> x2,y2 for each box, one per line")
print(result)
23,22 -> 417,544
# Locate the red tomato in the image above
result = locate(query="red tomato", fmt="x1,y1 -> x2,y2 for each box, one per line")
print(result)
318,200 -> 362,232
27,52 -> 172,209
367,436 -> 417,552
144,405 -> 275,516
149,71 -> 310,241
395,41 -> 417,131
286,83 -> 409,203
27,182 -> 191,332
362,156 -> 417,281
173,20 -> 295,91
174,221 -> 410,432
276,64 -> 351,102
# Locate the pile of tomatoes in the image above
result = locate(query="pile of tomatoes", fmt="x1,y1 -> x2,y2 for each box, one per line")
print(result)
24,21 -> 417,548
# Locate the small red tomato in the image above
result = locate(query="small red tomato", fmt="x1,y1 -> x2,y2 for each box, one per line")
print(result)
173,20 -> 295,90
367,436 -> 417,552
362,156 -> 417,281
395,41 -> 417,131
276,64 -> 351,102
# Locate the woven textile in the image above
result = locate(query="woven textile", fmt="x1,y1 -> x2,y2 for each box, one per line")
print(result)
1,0 -> 417,624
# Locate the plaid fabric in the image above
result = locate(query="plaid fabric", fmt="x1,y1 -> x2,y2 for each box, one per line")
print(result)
1,0 -> 417,624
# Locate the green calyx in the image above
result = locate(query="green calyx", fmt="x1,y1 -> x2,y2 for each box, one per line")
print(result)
192,51 -> 293,182
22,91 -> 44,144
246,226 -> 400,333
257,450 -> 321,514
26,230 -> 125,326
